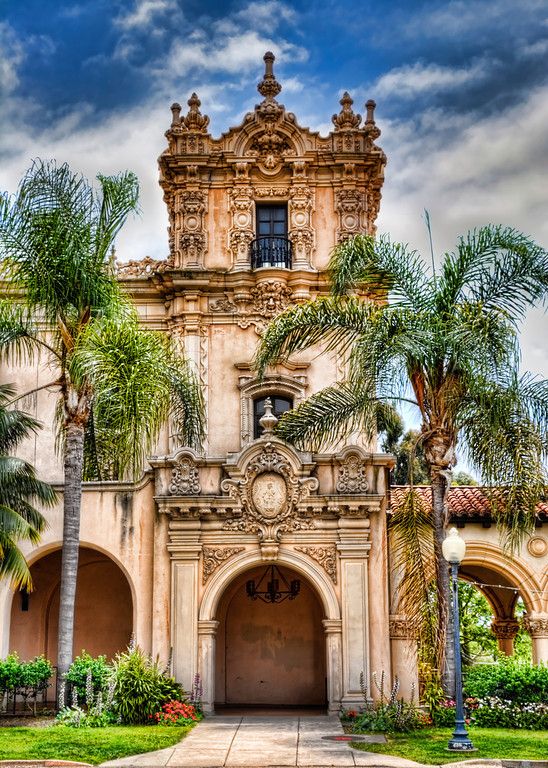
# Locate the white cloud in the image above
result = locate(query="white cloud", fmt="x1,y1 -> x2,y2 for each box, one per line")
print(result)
0,22 -> 25,97
374,60 -> 489,99
114,0 -> 181,30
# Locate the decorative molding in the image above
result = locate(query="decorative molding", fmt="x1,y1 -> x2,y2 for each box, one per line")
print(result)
490,619 -> 520,640
288,186 -> 314,267
169,457 -> 201,495
202,546 -> 245,583
238,374 -> 306,447
527,535 -> 548,558
221,442 -> 318,543
336,453 -> 369,494
295,545 -> 337,583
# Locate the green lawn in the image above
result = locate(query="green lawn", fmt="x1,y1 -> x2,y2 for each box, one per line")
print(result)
0,724 -> 193,765
351,727 -> 548,764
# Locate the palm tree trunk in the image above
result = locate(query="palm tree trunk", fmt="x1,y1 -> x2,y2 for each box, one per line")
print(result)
431,470 -> 454,696
57,419 -> 85,699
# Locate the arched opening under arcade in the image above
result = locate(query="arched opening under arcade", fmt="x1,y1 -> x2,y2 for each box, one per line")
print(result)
9,546 -> 133,667
214,564 -> 327,708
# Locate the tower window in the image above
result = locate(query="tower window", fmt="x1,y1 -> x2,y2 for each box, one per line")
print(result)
253,396 -> 292,439
251,205 -> 292,268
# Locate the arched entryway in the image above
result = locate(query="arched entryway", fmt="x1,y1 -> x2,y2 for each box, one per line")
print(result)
9,546 -> 133,664
215,564 -> 327,707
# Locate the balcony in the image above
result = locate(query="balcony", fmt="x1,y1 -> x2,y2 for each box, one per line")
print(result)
250,237 -> 292,269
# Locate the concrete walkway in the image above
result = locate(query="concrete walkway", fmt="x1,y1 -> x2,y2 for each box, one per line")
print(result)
100,714 -> 402,767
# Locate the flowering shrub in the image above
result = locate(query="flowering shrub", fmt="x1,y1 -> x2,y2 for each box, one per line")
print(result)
150,700 -> 200,726
65,652 -> 110,705
473,697 -> 548,729
56,669 -> 117,728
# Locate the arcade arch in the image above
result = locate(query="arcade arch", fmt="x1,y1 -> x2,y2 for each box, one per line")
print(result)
9,545 -> 133,668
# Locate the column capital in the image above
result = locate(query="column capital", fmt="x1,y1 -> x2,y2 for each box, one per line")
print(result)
198,619 -> 220,636
490,618 -> 520,640
389,614 -> 416,640
322,618 -> 342,634
523,613 -> 548,638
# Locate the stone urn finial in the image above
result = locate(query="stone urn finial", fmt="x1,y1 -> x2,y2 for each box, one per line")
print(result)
259,398 -> 278,434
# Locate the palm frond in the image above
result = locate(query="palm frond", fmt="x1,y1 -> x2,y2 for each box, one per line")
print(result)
459,373 -> 547,549
94,172 -> 140,265
274,378 -> 378,451
389,489 -> 439,665
437,225 -> 548,320
73,315 -> 204,479
255,296 -> 381,377
329,233 -> 432,310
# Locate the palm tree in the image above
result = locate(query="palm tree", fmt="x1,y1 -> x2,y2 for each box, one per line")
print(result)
0,383 -> 56,589
255,228 -> 548,693
0,160 -> 204,688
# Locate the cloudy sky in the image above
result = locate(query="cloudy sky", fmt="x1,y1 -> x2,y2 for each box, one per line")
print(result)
1,0 -> 547,376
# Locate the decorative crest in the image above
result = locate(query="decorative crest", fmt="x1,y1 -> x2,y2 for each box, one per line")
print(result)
257,51 -> 282,102
182,93 -> 210,132
332,92 -> 361,131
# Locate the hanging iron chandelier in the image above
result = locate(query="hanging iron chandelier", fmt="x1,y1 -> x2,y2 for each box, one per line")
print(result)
246,564 -> 300,603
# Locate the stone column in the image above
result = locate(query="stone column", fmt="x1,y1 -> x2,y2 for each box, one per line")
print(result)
168,518 -> 202,692
491,618 -> 520,656
389,615 -> 418,700
198,620 -> 219,713
337,515 -> 371,708
323,619 -> 343,713
523,614 -> 548,664
151,511 -> 171,663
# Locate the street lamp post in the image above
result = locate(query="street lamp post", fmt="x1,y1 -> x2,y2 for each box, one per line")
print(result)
442,527 -> 475,752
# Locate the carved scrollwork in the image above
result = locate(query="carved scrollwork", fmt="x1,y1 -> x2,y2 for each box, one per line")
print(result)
336,453 -> 369,494
115,255 -> 172,278
202,546 -> 245,583
221,442 -> 318,542
169,458 -> 201,495
295,545 -> 337,583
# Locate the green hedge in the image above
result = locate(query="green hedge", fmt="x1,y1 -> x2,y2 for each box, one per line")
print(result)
464,658 -> 548,704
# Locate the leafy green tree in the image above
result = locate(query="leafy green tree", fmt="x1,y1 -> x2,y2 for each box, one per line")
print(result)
0,383 -> 56,588
255,229 -> 548,693
387,428 -> 430,485
0,160 -> 204,689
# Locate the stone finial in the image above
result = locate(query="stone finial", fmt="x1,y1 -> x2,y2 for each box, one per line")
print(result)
365,99 -> 377,124
170,102 -> 182,127
182,93 -> 210,132
332,92 -> 361,130
259,398 -> 278,434
257,51 -> 282,101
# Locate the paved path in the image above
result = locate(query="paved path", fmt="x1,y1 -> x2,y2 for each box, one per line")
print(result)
100,714 -> 408,768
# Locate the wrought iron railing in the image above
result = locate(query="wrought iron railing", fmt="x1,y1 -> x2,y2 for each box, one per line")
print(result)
250,237 -> 292,269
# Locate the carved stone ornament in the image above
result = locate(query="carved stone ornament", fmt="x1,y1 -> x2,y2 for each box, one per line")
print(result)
336,189 -> 365,241
527,535 -> 548,558
522,614 -> 548,638
115,255 -> 172,278
490,619 -> 520,640
202,546 -> 245,583
389,615 -> 416,640
251,281 -> 293,317
332,92 -> 361,131
295,545 -> 337,583
336,453 -> 369,494
221,442 -> 318,543
169,458 -> 201,495
182,93 -> 210,133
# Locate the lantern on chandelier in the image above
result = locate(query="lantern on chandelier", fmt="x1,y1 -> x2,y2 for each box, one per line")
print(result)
246,564 -> 300,603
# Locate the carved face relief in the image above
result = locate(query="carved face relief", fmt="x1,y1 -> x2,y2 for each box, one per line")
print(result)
251,472 -> 287,519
